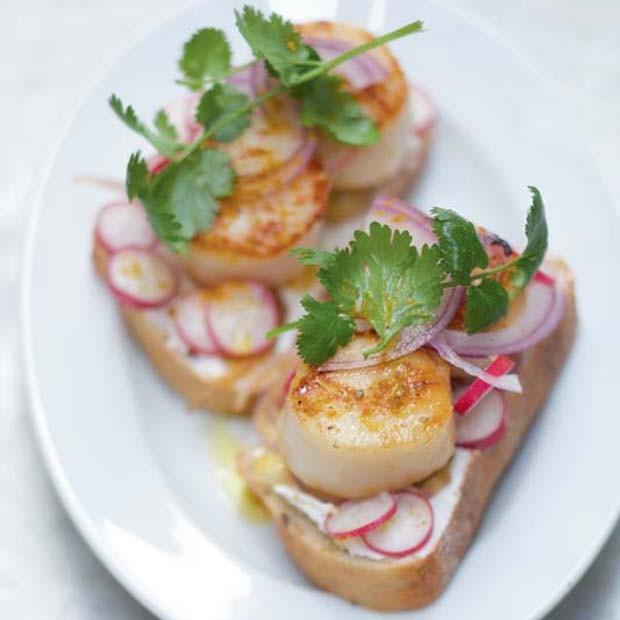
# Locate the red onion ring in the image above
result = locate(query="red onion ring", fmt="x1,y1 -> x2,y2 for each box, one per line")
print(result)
303,36 -> 388,90
367,196 -> 435,246
319,286 -> 464,373
318,199 -> 459,373
226,61 -> 269,98
430,333 -> 522,393
444,274 -> 566,357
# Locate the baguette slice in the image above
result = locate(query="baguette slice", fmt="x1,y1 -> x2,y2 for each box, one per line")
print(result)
93,238 -> 298,414
238,260 -> 576,610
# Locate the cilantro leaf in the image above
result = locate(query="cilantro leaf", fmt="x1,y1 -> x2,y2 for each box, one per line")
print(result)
234,6 -> 313,85
130,148 -> 234,252
178,28 -> 231,91
195,84 -> 251,142
125,151 -> 149,201
153,109 -> 178,141
109,94 -> 182,157
508,185 -> 548,294
295,74 -> 379,146
431,207 -> 488,284
294,223 -> 445,363
289,247 -> 335,269
464,279 -> 509,333
343,224 -> 444,354
293,296 -> 356,366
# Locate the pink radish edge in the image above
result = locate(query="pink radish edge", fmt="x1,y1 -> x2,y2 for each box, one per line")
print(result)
362,491 -> 434,558
206,281 -> 281,358
324,492 -> 397,539
453,355 -> 515,416
106,249 -> 177,310
173,291 -> 220,355
95,202 -> 158,254
455,391 -> 508,450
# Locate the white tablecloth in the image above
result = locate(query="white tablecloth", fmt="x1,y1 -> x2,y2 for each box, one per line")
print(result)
1,1 -> 618,618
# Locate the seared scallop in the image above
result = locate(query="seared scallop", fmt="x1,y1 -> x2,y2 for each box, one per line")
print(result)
182,159 -> 328,287
296,21 -> 412,190
223,94 -> 307,181
280,333 -> 455,499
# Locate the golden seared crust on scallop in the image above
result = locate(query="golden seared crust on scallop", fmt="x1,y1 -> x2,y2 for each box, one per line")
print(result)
291,343 -> 451,449
223,94 -> 307,180
190,159 -> 328,260
296,21 -> 408,127
281,333 -> 455,498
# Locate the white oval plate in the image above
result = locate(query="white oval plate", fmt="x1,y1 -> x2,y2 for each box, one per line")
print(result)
23,1 -> 619,619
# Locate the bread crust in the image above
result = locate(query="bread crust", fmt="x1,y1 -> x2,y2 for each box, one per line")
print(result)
240,261 -> 576,610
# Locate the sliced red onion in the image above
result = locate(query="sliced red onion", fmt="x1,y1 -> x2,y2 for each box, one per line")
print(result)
367,195 -> 435,248
430,333 -> 522,393
225,61 -> 269,98
444,275 -> 566,357
319,199 -> 457,373
319,287 -> 463,373
303,37 -> 388,90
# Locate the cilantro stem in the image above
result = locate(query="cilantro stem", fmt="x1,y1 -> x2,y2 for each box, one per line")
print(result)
295,20 -> 424,84
176,84 -> 287,159
467,259 -> 518,283
173,20 -> 424,166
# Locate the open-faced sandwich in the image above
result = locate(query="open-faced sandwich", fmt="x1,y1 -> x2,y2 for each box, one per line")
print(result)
91,7 -> 435,414
238,189 -> 576,610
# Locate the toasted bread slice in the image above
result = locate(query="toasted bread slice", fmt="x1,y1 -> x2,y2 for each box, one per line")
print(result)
239,260 -> 576,610
93,238 -> 298,414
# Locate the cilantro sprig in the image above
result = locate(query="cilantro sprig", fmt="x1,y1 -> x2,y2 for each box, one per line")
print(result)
271,187 -> 548,365
108,7 -> 424,252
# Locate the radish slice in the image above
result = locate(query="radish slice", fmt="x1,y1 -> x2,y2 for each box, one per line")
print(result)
534,270 -> 555,286
303,37 -> 388,90
107,249 -> 177,309
455,389 -> 507,449
325,492 -> 397,539
410,83 -> 437,136
95,202 -> 157,253
444,275 -> 566,357
173,291 -> 219,355
453,355 -> 515,415
362,491 -> 433,558
206,281 -> 280,358
146,154 -> 170,175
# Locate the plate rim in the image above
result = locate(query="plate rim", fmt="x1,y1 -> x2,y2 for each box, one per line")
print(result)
20,1 -> 620,619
